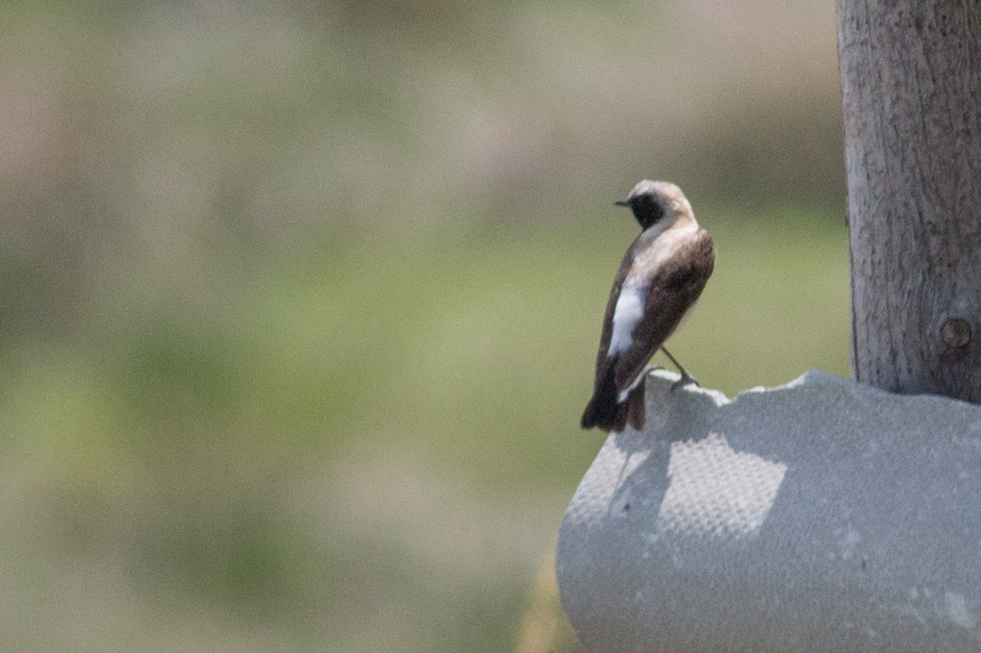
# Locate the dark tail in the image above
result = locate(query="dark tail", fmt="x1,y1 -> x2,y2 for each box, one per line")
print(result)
581,372 -> 647,432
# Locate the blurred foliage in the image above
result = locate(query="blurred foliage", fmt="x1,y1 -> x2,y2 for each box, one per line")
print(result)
0,0 -> 845,651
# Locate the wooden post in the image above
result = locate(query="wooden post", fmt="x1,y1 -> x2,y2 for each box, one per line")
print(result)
838,0 -> 981,403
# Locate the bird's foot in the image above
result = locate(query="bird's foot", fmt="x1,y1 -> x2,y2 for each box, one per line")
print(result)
670,371 -> 699,394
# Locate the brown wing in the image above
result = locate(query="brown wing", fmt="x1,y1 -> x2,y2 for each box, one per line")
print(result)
581,229 -> 714,431
611,228 -> 715,391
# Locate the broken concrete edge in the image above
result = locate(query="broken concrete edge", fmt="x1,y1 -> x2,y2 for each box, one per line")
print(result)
557,369 -> 981,653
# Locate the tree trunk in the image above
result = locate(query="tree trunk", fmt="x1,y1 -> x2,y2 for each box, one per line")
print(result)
838,0 -> 981,403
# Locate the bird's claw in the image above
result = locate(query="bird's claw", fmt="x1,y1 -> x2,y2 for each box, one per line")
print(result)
670,371 -> 699,394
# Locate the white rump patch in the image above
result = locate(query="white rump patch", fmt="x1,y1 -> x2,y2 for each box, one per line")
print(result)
617,365 -> 650,402
608,281 -> 647,358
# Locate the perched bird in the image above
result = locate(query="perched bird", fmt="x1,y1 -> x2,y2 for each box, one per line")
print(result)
581,180 -> 715,433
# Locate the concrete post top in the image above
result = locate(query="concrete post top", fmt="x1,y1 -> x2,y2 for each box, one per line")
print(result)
557,370 -> 981,653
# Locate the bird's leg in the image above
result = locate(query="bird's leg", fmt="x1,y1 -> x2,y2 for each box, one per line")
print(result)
660,346 -> 698,392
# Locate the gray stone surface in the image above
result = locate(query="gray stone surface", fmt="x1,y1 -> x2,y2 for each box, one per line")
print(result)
557,369 -> 981,652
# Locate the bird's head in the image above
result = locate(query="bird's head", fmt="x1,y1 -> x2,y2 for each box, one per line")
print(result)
615,180 -> 692,230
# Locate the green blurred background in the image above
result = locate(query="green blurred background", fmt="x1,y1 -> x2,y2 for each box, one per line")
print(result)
0,0 -> 848,651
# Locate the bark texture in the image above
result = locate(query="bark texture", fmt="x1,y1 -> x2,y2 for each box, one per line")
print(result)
838,0 -> 981,403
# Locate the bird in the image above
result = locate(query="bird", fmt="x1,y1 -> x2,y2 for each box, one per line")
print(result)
581,180 -> 715,433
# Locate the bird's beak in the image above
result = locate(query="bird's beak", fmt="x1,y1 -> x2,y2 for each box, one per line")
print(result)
614,199 -> 630,207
